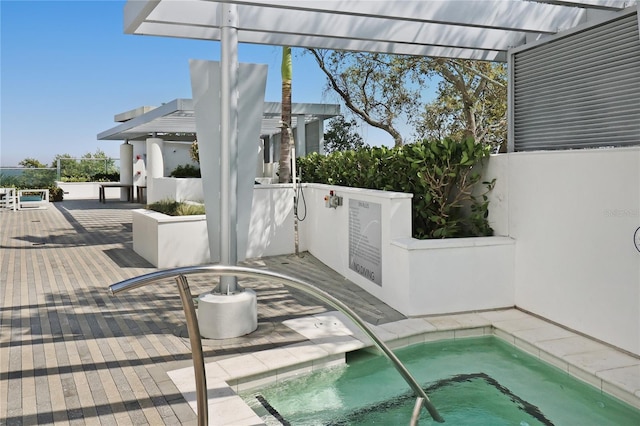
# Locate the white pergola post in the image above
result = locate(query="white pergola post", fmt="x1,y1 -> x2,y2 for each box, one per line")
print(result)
218,2 -> 239,293
317,118 -> 326,155
119,141 -> 133,201
197,3 -> 258,340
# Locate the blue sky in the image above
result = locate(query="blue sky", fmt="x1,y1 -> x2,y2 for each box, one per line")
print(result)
1,0 -> 401,167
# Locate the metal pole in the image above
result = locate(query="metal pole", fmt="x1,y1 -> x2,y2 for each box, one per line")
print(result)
175,274 -> 208,426
410,397 -> 425,426
218,3 -> 239,293
286,125 -> 300,257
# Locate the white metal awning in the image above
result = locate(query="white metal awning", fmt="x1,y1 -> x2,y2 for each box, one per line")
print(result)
123,0 -> 635,62
97,98 -> 340,141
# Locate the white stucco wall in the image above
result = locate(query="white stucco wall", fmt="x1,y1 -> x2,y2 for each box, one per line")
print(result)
151,177 -> 204,203
163,141 -> 197,176
389,236 -> 515,316
484,148 -> 640,355
298,184 -> 515,316
55,182 -> 103,200
300,184 -> 412,302
133,209 -> 210,268
133,184 -> 299,267
246,184 -> 300,258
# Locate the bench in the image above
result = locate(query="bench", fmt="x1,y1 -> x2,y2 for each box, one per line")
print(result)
99,183 -> 134,203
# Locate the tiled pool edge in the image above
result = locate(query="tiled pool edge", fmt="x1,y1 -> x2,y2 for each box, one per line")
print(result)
167,309 -> 640,425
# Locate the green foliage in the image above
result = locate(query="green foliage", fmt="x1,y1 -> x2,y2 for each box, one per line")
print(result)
169,164 -> 201,178
415,60 -> 507,151
91,172 -> 120,182
19,158 -> 47,168
55,149 -> 118,182
147,199 -> 205,216
0,168 -> 57,188
49,186 -> 64,202
190,140 -> 199,163
323,116 -> 368,153
298,137 -> 494,239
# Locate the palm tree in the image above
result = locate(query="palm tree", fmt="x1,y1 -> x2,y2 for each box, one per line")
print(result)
279,46 -> 292,183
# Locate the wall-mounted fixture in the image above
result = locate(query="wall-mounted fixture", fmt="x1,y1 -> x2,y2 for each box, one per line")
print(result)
324,190 -> 343,209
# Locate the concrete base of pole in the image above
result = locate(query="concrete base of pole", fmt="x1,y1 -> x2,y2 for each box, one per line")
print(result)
197,289 -> 257,339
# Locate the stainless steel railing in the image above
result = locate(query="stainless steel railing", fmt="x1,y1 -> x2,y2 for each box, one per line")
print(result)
109,265 -> 444,424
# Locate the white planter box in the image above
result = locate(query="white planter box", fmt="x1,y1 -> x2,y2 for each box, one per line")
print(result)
151,177 -> 203,203
56,181 -> 103,200
299,184 -> 515,317
388,236 -> 515,316
132,209 -> 210,268
132,185 -> 300,268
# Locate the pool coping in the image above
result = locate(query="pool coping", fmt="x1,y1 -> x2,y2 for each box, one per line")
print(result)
167,308 -> 640,425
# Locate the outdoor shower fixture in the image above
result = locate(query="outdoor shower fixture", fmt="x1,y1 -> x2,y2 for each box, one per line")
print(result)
108,265 -> 444,425
280,120 -> 301,256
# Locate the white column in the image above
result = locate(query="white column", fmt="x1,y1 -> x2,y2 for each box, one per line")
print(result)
256,138 -> 265,178
318,118 -> 326,155
295,114 -> 306,157
132,141 -> 146,194
146,137 -> 164,203
119,142 -> 133,201
219,2 -> 239,292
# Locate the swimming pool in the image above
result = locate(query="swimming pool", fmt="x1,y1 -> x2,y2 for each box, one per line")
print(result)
242,336 -> 640,425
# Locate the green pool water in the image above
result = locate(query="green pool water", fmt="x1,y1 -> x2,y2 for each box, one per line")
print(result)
242,336 -> 640,425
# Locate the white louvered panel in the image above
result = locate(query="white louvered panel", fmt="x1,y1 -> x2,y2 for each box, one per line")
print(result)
513,13 -> 640,151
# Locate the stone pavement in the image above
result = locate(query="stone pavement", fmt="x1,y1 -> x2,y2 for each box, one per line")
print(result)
0,200 -> 403,425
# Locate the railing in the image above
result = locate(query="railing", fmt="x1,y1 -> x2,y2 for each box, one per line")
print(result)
109,265 -> 444,425
56,157 -> 120,181
0,167 -> 57,188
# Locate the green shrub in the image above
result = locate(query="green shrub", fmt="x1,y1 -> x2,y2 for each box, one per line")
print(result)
49,186 -> 64,202
297,137 -> 494,239
169,164 -> 201,178
91,172 -> 120,182
147,199 -> 205,216
59,172 -> 120,182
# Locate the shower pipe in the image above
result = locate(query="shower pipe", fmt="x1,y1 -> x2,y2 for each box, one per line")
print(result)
109,265 -> 445,424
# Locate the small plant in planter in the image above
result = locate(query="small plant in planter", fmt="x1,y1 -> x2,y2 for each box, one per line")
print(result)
147,199 -> 205,216
169,164 -> 201,178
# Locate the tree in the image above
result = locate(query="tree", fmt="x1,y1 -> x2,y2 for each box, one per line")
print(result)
19,158 -> 47,168
323,116 -> 367,153
308,49 -> 424,147
17,158 -> 54,187
307,50 -> 507,148
53,149 -> 117,181
279,46 -> 293,183
415,59 -> 507,151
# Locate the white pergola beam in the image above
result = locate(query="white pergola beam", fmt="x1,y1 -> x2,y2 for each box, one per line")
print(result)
225,0 -> 589,33
125,0 -> 634,62
142,1 -> 528,51
531,0 -> 631,11
137,21 -> 505,60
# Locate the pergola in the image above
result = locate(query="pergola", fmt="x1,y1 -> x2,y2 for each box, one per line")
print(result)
124,0 -> 635,61
116,1 -> 639,422
98,99 -> 340,141
97,98 -> 340,157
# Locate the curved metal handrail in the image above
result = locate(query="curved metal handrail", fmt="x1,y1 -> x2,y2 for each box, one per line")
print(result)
109,265 -> 444,424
